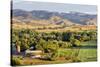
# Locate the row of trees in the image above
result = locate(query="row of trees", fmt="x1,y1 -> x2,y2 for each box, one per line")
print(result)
11,29 -> 97,53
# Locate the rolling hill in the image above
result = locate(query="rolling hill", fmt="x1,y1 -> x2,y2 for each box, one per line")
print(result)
12,9 -> 97,26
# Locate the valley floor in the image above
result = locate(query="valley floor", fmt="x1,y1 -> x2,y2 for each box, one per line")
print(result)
12,40 -> 97,66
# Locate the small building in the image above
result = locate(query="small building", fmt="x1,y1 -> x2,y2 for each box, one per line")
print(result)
25,47 -> 42,58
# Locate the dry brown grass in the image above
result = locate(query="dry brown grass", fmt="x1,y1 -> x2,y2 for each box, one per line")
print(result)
12,20 -> 97,33
20,57 -> 71,65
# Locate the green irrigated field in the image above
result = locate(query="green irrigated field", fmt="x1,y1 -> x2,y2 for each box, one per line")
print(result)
78,40 -> 97,62
78,49 -> 97,62
55,40 -> 97,62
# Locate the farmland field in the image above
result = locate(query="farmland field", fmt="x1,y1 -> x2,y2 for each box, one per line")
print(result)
78,41 -> 97,62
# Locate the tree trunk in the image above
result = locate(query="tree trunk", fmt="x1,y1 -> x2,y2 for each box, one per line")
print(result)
16,45 -> 20,53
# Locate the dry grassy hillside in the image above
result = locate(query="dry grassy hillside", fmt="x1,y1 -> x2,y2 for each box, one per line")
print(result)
12,17 -> 97,32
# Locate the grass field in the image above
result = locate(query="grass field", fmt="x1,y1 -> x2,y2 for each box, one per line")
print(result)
78,40 -> 97,62
58,41 -> 97,62
78,49 -> 97,62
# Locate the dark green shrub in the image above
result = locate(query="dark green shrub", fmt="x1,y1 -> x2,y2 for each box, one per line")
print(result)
11,56 -> 21,66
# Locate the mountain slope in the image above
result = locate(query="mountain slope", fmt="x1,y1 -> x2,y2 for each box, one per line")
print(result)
12,9 -> 97,25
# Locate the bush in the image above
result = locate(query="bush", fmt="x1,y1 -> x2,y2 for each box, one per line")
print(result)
71,39 -> 81,47
11,56 -> 22,66
72,57 -> 82,62
44,51 -> 58,61
44,41 -> 59,61
58,41 -> 72,48
42,52 -> 58,61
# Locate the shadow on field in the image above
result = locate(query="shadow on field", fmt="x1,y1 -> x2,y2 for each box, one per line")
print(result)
72,46 -> 97,49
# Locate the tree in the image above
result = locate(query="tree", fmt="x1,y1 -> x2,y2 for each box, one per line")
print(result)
58,41 -> 72,48
55,32 -> 62,41
16,41 -> 21,53
71,39 -> 81,47
46,40 -> 59,53
36,39 -> 47,51
62,32 -> 74,42
62,32 -> 69,41
12,29 -> 21,53
89,31 -> 97,40
44,40 -> 59,61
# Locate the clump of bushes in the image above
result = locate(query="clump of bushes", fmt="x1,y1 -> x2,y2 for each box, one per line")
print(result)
58,41 -> 72,48
71,57 -> 82,62
42,51 -> 58,61
11,56 -> 22,66
71,39 -> 81,47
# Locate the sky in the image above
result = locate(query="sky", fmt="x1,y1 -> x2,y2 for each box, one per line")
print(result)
12,0 -> 97,14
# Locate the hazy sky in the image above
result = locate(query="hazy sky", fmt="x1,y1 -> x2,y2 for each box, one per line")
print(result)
12,0 -> 97,14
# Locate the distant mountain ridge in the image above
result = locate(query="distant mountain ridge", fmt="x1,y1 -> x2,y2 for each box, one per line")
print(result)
12,9 -> 97,25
